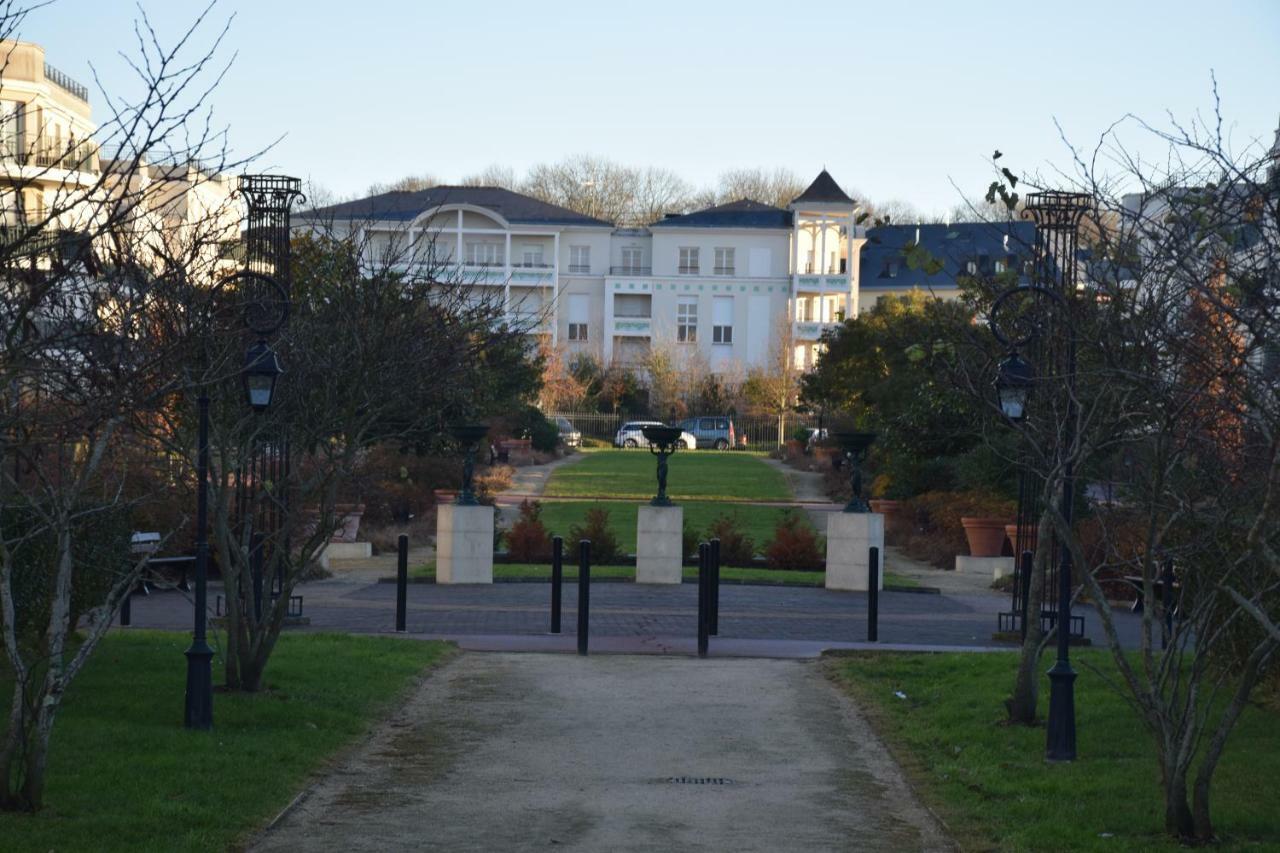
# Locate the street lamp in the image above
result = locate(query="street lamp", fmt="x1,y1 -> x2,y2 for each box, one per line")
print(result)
990,282 -> 1079,762
995,351 -> 1036,423
185,271 -> 289,731
243,339 -> 283,412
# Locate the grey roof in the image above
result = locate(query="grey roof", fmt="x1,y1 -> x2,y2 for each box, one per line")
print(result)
791,170 -> 855,206
860,222 -> 1037,290
650,199 -> 793,230
295,186 -> 613,227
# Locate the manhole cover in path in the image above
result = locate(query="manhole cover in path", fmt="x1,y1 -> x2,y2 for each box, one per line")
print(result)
665,776 -> 735,785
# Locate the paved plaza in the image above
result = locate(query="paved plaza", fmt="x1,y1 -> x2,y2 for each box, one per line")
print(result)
122,572 -> 1142,654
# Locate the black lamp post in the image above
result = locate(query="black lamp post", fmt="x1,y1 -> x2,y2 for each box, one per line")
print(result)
184,271 -> 289,731
990,282 -> 1079,762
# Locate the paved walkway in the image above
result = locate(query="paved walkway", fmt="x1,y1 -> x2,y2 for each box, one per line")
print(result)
250,653 -> 952,852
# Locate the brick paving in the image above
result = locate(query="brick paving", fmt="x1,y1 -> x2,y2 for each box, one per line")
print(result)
120,576 -> 1142,653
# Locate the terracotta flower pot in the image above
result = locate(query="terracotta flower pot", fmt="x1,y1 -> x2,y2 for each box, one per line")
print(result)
432,488 -> 458,504
1005,523 -> 1038,557
961,516 -> 1011,557
869,499 -> 903,518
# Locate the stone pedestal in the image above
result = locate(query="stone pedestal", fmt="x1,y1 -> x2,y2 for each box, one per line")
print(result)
825,512 -> 885,591
636,505 -> 683,584
956,555 -> 1014,581
436,503 -> 494,584
317,541 -> 372,571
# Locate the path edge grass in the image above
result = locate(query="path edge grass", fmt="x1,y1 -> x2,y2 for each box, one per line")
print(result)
240,638 -> 461,847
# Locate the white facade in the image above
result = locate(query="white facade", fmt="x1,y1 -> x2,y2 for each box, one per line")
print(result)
306,171 -> 868,372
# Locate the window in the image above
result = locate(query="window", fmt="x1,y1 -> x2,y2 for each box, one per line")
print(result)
994,259 -> 1006,273
569,245 -> 590,273
679,247 -> 699,275
965,259 -> 978,275
621,247 -> 643,272
712,295 -> 732,344
520,245 -> 545,267
567,293 -> 588,342
713,247 -> 735,275
805,250 -> 816,274
677,299 -> 698,342
466,241 -> 502,266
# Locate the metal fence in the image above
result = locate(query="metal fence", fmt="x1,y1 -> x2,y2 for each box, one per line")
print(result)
548,409 -> 819,450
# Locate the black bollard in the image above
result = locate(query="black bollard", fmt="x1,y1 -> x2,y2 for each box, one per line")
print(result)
697,542 -> 710,658
577,539 -> 590,655
395,534 -> 408,633
551,536 -> 563,634
1161,557 -> 1174,650
709,537 -> 720,636
120,589 -> 132,627
867,545 -> 880,643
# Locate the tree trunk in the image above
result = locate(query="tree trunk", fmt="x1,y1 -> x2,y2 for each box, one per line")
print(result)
1006,511 -> 1053,723
0,682 -> 26,809
1164,765 -> 1194,840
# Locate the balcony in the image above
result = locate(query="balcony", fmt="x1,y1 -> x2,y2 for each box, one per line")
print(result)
609,266 -> 651,276
792,320 -> 842,340
793,274 -> 849,292
44,63 -> 89,102
1,141 -> 100,174
713,266 -> 735,276
613,316 -> 652,337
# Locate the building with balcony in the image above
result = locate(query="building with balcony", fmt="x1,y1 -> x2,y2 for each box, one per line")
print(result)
0,39 -> 240,275
296,170 -> 887,372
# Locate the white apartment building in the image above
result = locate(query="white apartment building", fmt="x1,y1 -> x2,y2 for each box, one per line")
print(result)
295,170 -> 876,372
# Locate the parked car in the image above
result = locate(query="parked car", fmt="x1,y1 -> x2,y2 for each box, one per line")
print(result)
555,416 -> 582,448
678,416 -> 738,450
614,420 -> 696,450
804,427 -> 829,451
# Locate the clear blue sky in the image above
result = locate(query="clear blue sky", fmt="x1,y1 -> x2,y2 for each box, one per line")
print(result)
27,0 -> 1280,213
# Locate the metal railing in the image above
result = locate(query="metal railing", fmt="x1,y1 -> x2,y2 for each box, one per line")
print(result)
1,141 -> 100,173
677,266 -> 699,275
713,266 -> 735,276
609,265 -> 651,276
44,63 -> 89,102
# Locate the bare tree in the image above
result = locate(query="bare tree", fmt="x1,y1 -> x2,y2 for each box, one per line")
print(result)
712,167 -> 807,210
949,95 -> 1279,842
0,2 -> 250,810
742,313 -> 800,445
458,164 -> 518,189
365,173 -> 439,196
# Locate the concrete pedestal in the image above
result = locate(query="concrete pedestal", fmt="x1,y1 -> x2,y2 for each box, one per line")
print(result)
956,555 -> 1014,581
436,503 -> 494,584
825,512 -> 885,591
317,541 -> 372,571
636,505 -> 683,584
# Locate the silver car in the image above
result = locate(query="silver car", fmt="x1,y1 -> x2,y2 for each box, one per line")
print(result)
614,420 -> 696,450
555,416 -> 582,447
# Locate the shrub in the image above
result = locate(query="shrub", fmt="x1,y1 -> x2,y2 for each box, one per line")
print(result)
705,512 -> 756,566
764,510 -> 823,570
682,520 -> 699,560
900,489 -> 1017,569
506,499 -> 552,561
568,507 -> 621,563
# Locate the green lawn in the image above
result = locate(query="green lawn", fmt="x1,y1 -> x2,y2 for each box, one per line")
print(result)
827,651 -> 1280,851
544,449 -> 791,501
0,632 -> 452,852
408,561 -> 918,589
534,499 -> 804,558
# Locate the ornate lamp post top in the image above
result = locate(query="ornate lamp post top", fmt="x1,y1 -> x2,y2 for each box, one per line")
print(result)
642,425 -> 684,507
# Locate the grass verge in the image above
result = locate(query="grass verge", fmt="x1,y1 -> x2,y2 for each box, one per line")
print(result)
826,650 -> 1280,851
407,561 -> 918,588
0,631 -> 451,852
544,449 -> 790,501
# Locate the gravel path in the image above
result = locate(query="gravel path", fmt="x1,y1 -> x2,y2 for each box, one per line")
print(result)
250,652 -> 952,852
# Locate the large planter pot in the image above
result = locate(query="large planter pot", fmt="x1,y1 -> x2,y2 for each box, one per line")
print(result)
869,499 -> 903,519
1005,523 -> 1038,557
961,516 -> 1011,557
432,488 -> 458,504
